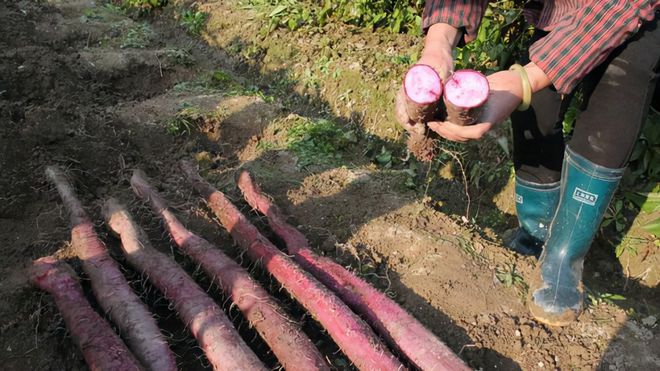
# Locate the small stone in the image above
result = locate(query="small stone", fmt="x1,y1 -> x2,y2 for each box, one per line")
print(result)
538,361 -> 544,368
515,329 -> 521,337
642,315 -> 657,327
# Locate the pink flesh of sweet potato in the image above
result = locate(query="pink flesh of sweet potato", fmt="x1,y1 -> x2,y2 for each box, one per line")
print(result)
404,64 -> 443,104
443,70 -> 489,108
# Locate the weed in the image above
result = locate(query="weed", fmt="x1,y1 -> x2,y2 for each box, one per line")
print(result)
587,290 -> 626,306
104,3 -> 125,14
82,8 -> 104,20
286,118 -> 357,168
120,0 -> 168,13
602,197 -> 632,234
374,146 -> 393,168
180,9 -> 208,35
172,70 -> 237,94
455,235 -> 485,262
165,104 -> 202,136
161,48 -> 194,66
495,263 -> 527,291
391,54 -> 413,65
225,85 -> 276,103
256,140 -> 279,152
120,23 -> 153,48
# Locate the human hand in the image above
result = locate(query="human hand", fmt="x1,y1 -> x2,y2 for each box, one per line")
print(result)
394,23 -> 460,134
427,69 -> 525,142
394,86 -> 427,135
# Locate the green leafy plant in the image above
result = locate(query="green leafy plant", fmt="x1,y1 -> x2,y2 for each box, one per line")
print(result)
320,0 -> 424,34
165,104 -> 202,136
286,118 -> 357,168
243,0 -> 424,35
495,263 -> 526,287
120,0 -> 168,13
454,1 -> 530,73
180,9 -> 208,35
120,23 -> 153,48
602,198 -> 629,233
587,290 -> 626,306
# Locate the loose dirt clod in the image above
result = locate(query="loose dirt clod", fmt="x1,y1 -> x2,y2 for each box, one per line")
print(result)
407,133 -> 439,163
103,198 -> 266,371
44,166 -> 176,371
180,160 -> 405,371
237,170 -> 469,371
29,256 -> 143,371
130,169 -> 329,371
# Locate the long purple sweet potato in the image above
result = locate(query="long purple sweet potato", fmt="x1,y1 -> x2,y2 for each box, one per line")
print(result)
29,256 -> 143,371
179,160 -> 405,371
44,166 -> 176,371
237,171 -> 470,371
129,170 -> 328,371
103,198 -> 266,371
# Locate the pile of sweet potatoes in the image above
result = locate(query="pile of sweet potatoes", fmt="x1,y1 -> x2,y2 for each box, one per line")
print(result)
32,164 -> 468,371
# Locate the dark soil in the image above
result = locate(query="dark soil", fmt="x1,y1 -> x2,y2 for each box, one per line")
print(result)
0,0 -> 658,370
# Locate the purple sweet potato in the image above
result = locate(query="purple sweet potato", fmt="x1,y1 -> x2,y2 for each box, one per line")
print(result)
237,170 -> 470,371
129,170 -> 328,371
103,198 -> 266,371
179,161 -> 405,371
403,64 -> 443,124
44,166 -> 176,371
29,256 -> 143,371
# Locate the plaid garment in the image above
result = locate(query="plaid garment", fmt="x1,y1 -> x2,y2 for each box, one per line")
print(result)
422,0 -> 660,94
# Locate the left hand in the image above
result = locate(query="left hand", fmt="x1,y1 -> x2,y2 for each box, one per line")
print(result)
427,69 -> 525,142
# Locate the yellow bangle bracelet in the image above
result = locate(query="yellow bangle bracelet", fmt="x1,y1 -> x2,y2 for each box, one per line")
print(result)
509,64 -> 532,111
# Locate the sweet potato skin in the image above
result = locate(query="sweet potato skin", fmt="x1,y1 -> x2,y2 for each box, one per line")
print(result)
180,161 -> 405,371
130,170 -> 328,371
237,171 -> 470,371
29,256 -> 143,371
104,198 -> 266,371
45,166 -> 176,371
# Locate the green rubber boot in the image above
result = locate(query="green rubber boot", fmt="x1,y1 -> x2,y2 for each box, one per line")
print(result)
528,147 -> 624,326
507,177 -> 560,257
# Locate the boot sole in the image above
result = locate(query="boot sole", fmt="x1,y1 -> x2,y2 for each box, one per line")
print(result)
528,300 -> 578,326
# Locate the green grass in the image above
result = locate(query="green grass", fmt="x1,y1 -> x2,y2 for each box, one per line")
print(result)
180,9 -> 208,35
120,23 -> 153,48
162,48 -> 194,66
285,118 -> 357,168
172,70 -> 237,94
165,104 -> 203,136
121,0 -> 168,13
